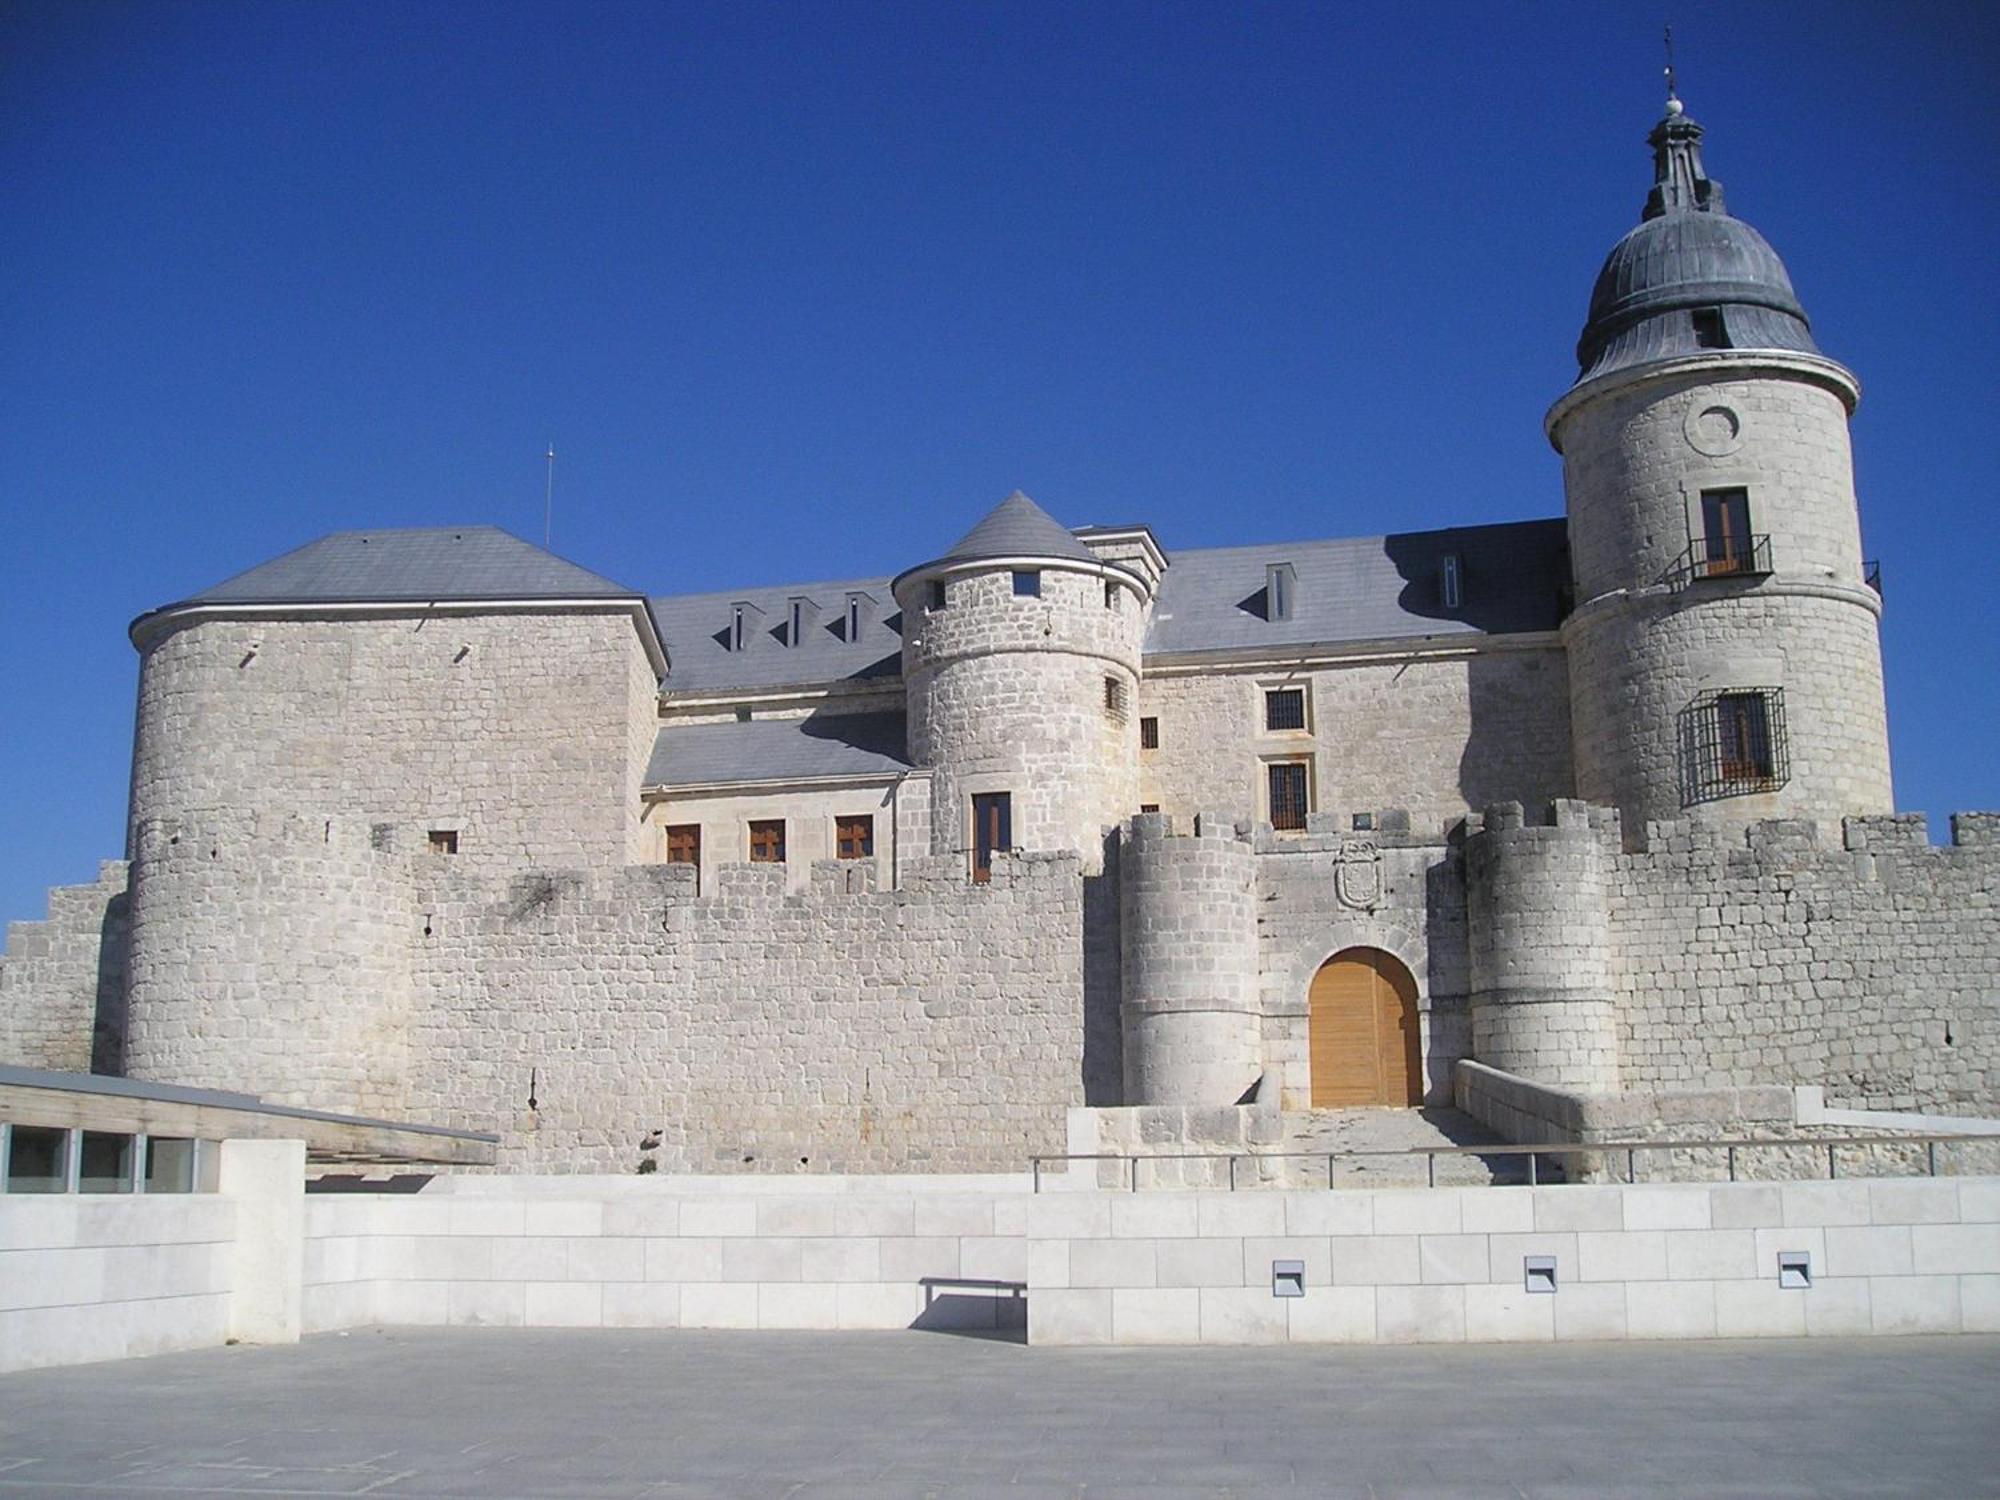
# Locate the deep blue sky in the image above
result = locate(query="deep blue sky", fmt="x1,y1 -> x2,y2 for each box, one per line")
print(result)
3,1 -> 1995,925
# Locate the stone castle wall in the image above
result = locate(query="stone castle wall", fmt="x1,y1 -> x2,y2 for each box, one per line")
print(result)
1555,362 -> 1891,833
404,851 -> 1086,1173
1609,812 -> 2000,1116
128,610 -> 656,873
1138,644 -> 1572,840
0,861 -> 129,1074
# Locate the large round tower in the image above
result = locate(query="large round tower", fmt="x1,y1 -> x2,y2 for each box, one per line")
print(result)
1548,97 -> 1890,836
893,492 -> 1154,873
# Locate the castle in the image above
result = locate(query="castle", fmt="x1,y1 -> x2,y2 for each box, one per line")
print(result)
3,97 -> 1995,1173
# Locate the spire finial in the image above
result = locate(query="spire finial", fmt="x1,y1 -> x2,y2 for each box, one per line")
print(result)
1641,39 -> 1723,221
1663,23 -> 1680,108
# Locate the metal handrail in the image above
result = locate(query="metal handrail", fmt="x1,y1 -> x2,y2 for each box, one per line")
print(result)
1028,1132 -> 1994,1193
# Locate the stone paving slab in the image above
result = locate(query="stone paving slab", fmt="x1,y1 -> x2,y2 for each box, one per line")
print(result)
0,1328 -> 1995,1497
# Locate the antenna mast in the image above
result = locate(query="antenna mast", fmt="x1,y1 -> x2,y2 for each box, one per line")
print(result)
544,444 -> 555,547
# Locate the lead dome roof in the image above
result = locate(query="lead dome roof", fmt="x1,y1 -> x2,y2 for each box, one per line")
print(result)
1574,99 -> 1822,384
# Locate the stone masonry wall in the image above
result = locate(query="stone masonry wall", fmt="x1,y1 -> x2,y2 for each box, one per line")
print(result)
129,610 -> 655,874
405,850 -> 1087,1173
1139,644 -> 1572,841
1610,812 -> 2000,1116
0,861 -> 130,1074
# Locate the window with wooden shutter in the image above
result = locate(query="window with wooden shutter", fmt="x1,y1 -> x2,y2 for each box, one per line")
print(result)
835,815 -> 874,860
748,820 -> 786,863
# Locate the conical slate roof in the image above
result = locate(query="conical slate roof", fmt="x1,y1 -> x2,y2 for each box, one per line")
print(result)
181,526 -> 642,606
1573,99 -> 1822,384
935,491 -> 1097,566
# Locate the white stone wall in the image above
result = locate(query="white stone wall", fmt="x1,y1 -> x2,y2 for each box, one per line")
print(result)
1139,645 -> 1573,840
1555,361 -> 1891,833
1028,1176 -> 2000,1345
405,851 -> 1087,1173
1608,814 -> 2000,1114
901,566 -> 1145,871
0,861 -> 129,1073
129,610 -> 656,874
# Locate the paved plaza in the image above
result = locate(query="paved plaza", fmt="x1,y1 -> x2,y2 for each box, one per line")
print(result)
3,1329 -> 1997,1497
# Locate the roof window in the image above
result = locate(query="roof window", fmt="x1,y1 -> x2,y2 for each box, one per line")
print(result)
728,601 -> 766,652
786,597 -> 819,649
844,590 -> 877,641
1692,307 -> 1730,349
1440,554 -> 1462,612
1266,562 -> 1297,622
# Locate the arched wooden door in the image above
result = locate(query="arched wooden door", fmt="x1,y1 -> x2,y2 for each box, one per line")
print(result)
1308,948 -> 1423,1107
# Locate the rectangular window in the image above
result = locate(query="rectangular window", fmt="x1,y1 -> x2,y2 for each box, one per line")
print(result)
1679,687 -> 1790,803
1266,562 -> 1296,621
971,792 -> 1011,884
1692,307 -> 1730,349
1103,580 -> 1118,609
1012,570 -> 1041,598
929,580 -> 948,611
144,1137 -> 197,1194
1264,686 -> 1307,733
1267,761 -> 1310,832
748,819 -> 786,863
788,599 -> 805,647
665,824 -> 700,890
427,830 -> 458,855
835,815 -> 874,860
1104,676 -> 1128,724
730,604 -> 747,652
79,1132 -> 134,1194
1440,553 -> 1462,610
1701,488 -> 1753,575
1139,803 -> 1159,814
846,596 -> 862,640
6,1125 -> 68,1193
1139,716 -> 1159,750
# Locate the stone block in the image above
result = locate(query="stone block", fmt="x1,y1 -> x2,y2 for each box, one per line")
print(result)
1285,1194 -> 1375,1237
679,1283 -> 758,1329
1195,1195 -> 1286,1238
1663,1229 -> 1756,1281
602,1200 -> 681,1238
445,1281 -> 525,1327
1531,1187 -> 1623,1233
373,1280 -> 448,1326
756,1199 -> 841,1236
1957,1180 -> 2000,1224
1709,1184 -> 1782,1230
1331,1235 -> 1420,1286
720,1237 -> 801,1283
1111,1194 -> 1198,1239
1910,1223 -> 2000,1277
800,1236 -> 880,1283
1552,1283 -> 1626,1341
1111,1287 -> 1200,1344
525,1282 -> 603,1327
1197,1287 -> 1288,1344
878,1236 -> 960,1283
1486,1232 -> 1577,1287
1868,1179 -> 1960,1226
835,1199 -> 915,1237
1031,1288 -> 1113,1345
1026,1195 -> 1113,1240
1373,1191 -> 1462,1236
1286,1287 -> 1376,1344
1069,1238 -> 1157,1289
1780,1181 -> 1873,1228
1463,1283 -> 1554,1342
1417,1234 -> 1490,1285
1243,1237 -> 1331,1289
758,1282 -> 839,1329
566,1237 -> 643,1283
601,1282 -> 680,1328
1803,1278 -> 1872,1336
448,1200 -> 527,1237
1620,1186 -> 1712,1231
1868,1275 -> 1960,1334
1028,1239 -> 1070,1289
1154,1237 -> 1242,1289
912,1196 -> 994,1238
1457,1189 -> 1534,1235
1375,1285 -> 1466,1343
961,1236 -> 1028,1282
679,1199 -> 758,1237
836,1282 -> 920,1330
1576,1231 -> 1667,1283
646,1237 -> 723,1282
492,1237 -> 568,1282
1823,1225 -> 1913,1278
523,1201 -> 603,1237
1713,1280 -> 1805,1338
1623,1280 -> 1716,1340
1752,1226 -> 1825,1281
1958,1275 -> 2000,1333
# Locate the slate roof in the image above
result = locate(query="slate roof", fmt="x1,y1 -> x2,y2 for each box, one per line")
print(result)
645,711 -> 911,789
177,527 -> 642,605
1144,520 -> 1570,657
648,576 -> 903,695
933,491 -> 1098,566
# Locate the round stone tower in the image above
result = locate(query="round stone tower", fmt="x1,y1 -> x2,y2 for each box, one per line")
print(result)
1548,96 -> 1890,836
893,492 -> 1155,872
1119,812 -> 1261,1105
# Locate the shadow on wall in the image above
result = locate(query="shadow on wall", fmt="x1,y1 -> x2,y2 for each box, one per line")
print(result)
1380,521 -> 1570,637
90,890 -> 130,1077
1458,652 -> 1575,815
1081,830 -> 1122,1107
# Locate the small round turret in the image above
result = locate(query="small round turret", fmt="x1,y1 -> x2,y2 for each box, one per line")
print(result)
893,492 -> 1154,872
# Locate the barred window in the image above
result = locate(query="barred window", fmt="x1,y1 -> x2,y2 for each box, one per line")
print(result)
1680,688 -> 1789,804
1104,675 -> 1128,724
1265,686 -> 1307,733
1267,761 -> 1310,832
1139,716 -> 1159,750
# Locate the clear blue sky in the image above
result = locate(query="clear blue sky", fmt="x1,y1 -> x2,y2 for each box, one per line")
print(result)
3,1 -> 1995,926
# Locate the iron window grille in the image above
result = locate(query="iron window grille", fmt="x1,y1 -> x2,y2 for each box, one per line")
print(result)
1264,687 -> 1307,733
1267,761 -> 1310,831
1680,687 -> 1789,804
1676,533 -> 1772,584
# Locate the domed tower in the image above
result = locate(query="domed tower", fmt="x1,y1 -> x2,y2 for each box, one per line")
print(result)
893,492 -> 1155,874
1548,96 -> 1890,836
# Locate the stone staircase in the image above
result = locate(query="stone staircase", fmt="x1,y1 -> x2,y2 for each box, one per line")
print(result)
1269,1105 -> 1550,1188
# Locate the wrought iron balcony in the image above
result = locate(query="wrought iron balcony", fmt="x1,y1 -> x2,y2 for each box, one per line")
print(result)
1674,533 -> 1772,585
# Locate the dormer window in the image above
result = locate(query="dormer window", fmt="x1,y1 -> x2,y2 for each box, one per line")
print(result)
844,590 -> 877,641
1012,570 -> 1041,598
1266,562 -> 1297,622
1440,554 -> 1462,611
786,597 -> 819,649
1692,307 -> 1730,349
929,580 -> 948,611
730,604 -> 748,652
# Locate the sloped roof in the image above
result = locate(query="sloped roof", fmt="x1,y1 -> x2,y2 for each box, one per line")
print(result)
181,527 -> 641,604
934,491 -> 1098,566
649,577 -> 903,695
1145,520 -> 1569,656
645,711 -> 910,789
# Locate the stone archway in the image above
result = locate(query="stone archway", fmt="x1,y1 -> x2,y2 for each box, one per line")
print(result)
1308,947 -> 1423,1108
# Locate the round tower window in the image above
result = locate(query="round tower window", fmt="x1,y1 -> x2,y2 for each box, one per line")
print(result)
1684,402 -> 1743,457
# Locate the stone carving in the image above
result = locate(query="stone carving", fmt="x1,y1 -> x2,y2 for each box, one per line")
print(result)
1334,837 -> 1381,911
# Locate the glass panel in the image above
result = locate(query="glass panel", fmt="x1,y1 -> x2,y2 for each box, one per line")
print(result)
7,1126 -> 70,1193
79,1131 -> 134,1194
144,1137 -> 197,1194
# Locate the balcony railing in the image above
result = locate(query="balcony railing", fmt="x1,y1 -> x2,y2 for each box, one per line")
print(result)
1675,533 -> 1772,585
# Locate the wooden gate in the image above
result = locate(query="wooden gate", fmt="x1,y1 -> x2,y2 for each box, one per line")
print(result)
1307,948 -> 1422,1107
